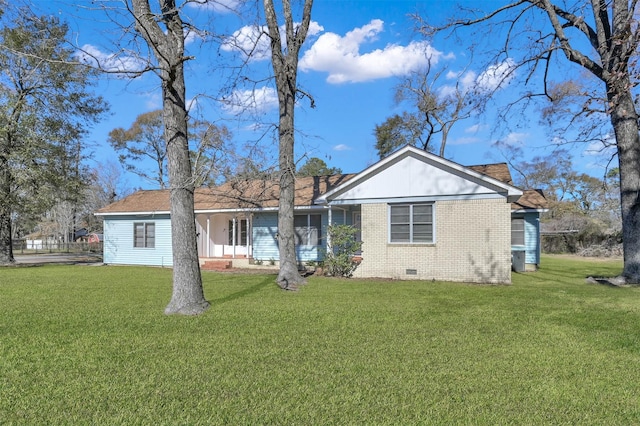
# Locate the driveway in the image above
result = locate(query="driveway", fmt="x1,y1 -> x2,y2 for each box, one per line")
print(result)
13,253 -> 103,265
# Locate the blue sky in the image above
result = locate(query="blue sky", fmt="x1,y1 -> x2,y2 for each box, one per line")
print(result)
34,0 -> 613,190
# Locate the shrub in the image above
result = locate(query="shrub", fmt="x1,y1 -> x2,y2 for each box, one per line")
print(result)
323,224 -> 362,278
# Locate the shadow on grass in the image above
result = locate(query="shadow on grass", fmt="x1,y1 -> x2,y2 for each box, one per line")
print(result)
210,276 -> 274,306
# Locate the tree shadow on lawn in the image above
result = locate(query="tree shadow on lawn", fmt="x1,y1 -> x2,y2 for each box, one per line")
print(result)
209,276 -> 274,306
514,263 -> 630,288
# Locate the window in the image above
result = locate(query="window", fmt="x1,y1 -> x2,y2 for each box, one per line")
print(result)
389,204 -> 433,243
294,214 -> 322,246
134,222 -> 155,248
228,219 -> 248,246
511,218 -> 525,246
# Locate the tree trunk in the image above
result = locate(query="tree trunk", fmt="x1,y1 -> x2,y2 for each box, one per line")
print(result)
263,0 -> 313,290
163,65 -> 209,314
0,140 -> 14,265
609,86 -> 640,283
0,196 -> 14,265
132,0 -> 209,314
276,92 -> 305,289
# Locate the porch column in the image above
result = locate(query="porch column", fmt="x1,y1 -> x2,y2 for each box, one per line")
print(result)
232,217 -> 237,258
327,207 -> 332,254
206,216 -> 211,258
244,214 -> 252,259
248,214 -> 253,258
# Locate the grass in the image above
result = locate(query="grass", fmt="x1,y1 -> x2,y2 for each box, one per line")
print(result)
1,256 -> 639,424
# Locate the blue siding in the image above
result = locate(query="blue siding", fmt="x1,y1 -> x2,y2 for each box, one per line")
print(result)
511,212 -> 541,266
252,210 -> 331,263
252,213 -> 279,262
524,212 -> 541,265
104,207 -> 360,266
103,215 -> 173,267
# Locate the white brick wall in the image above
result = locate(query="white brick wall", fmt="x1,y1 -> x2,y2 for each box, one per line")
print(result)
353,198 -> 512,283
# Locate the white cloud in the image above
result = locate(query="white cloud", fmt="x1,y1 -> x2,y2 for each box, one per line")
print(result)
437,83 -> 456,99
221,86 -> 278,115
438,69 -> 477,99
299,19 -> 442,84
222,21 -> 324,61
584,135 -> 616,156
186,97 -> 198,112
333,144 -> 351,151
439,59 -> 515,100
450,136 -> 479,145
584,141 -> 605,156
184,27 -> 204,45
446,70 -> 459,80
221,25 -> 270,60
145,93 -> 162,110
502,132 -> 529,146
75,44 -> 147,74
476,59 -> 516,92
460,71 -> 478,90
465,124 -> 486,134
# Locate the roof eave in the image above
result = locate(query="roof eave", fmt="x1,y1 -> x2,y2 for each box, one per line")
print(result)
95,210 -> 171,217
512,208 -> 549,213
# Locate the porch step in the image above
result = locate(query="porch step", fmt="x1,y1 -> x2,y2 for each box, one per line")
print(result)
201,260 -> 232,271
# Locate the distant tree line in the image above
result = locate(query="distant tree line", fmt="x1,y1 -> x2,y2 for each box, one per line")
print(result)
0,7 -> 111,263
499,144 -> 622,256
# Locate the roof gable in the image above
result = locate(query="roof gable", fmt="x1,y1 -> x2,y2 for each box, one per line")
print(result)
316,145 -> 522,204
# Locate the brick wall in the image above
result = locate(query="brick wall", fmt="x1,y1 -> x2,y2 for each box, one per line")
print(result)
353,198 -> 512,283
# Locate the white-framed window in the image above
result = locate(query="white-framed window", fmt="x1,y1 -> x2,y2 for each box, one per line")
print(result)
228,219 -> 248,246
294,214 -> 322,246
389,203 -> 434,243
133,222 -> 155,248
511,217 -> 525,246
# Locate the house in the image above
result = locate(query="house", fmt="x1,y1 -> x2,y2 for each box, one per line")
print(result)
24,232 -> 59,250
95,145 -> 548,283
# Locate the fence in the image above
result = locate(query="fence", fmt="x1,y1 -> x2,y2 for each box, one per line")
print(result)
12,240 -> 103,255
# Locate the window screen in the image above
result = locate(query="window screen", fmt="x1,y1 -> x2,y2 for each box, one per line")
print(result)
390,204 -> 433,243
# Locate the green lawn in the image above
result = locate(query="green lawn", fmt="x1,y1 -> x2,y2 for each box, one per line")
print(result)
1,256 -> 639,424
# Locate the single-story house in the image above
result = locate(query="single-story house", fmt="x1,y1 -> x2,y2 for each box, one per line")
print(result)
24,232 -> 59,250
95,145 -> 547,283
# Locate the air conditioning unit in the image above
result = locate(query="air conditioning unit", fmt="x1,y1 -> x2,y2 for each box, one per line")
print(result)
512,250 -> 526,272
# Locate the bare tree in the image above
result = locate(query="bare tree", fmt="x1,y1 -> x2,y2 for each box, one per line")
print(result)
424,0 -> 640,282
375,57 -> 489,160
263,0 -> 314,290
108,110 -> 168,189
189,118 -> 234,187
108,110 -> 233,189
130,0 -> 209,314
397,64 -> 477,158
79,161 -> 131,233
